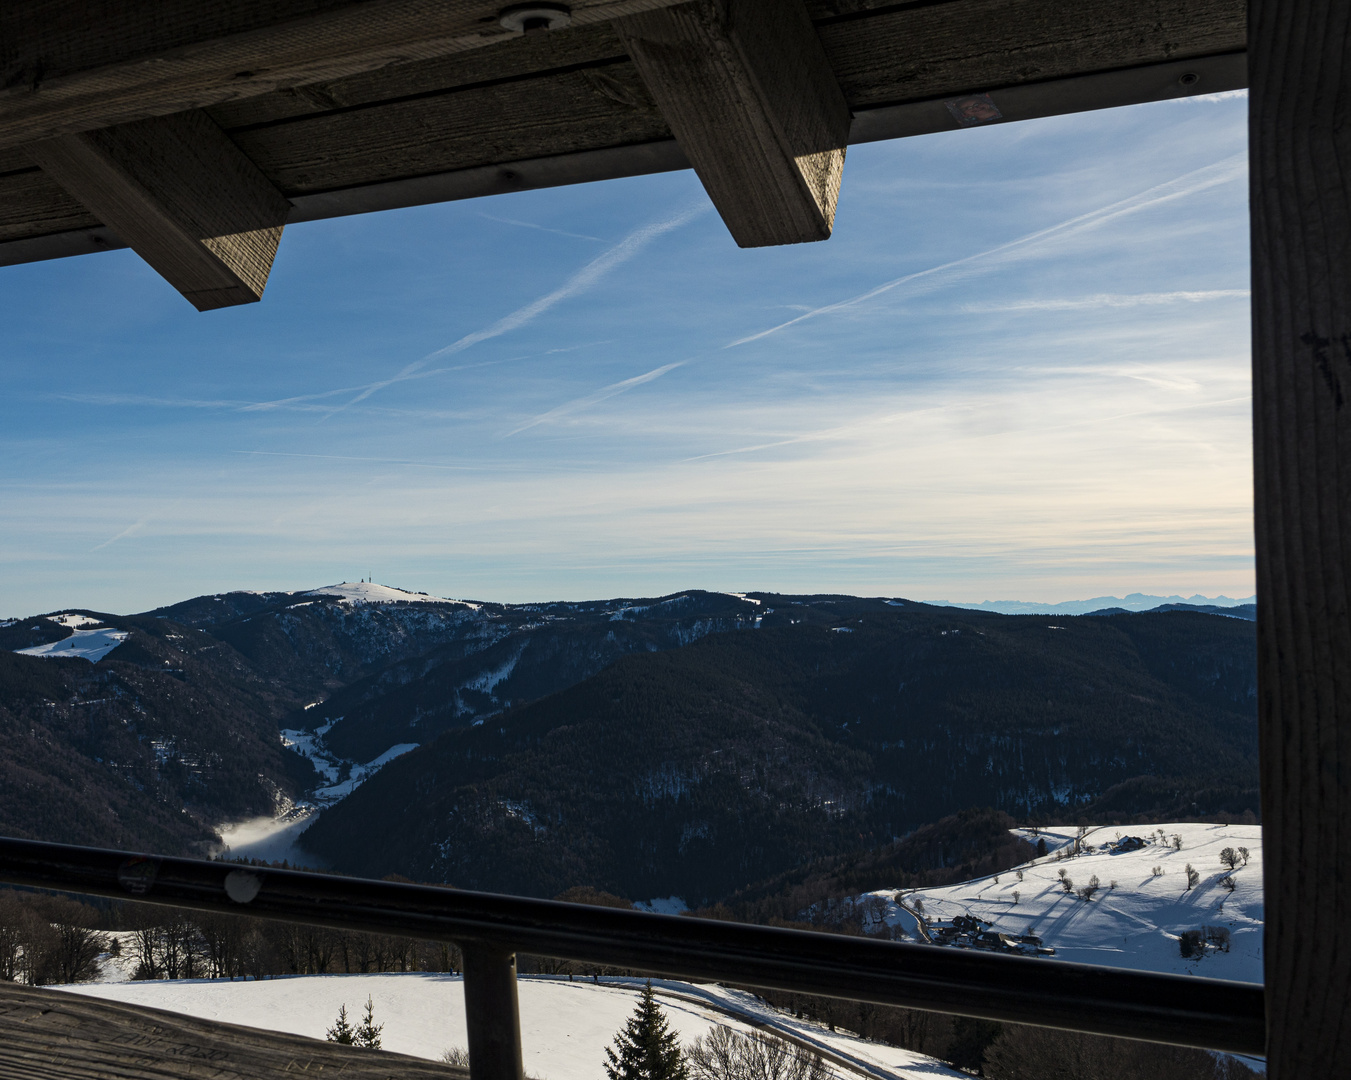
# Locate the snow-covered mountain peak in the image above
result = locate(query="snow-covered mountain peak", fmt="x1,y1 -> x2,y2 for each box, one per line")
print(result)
304,582 -> 477,608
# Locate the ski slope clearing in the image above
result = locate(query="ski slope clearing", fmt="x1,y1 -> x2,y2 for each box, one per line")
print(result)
866,823 -> 1262,983
14,626 -> 128,662
63,974 -> 963,1080
305,583 -> 477,607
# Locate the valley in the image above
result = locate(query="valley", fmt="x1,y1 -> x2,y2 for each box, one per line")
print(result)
3,583 -> 1257,911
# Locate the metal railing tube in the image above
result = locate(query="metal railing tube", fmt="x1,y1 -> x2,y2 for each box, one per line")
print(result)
0,837 -> 1265,1056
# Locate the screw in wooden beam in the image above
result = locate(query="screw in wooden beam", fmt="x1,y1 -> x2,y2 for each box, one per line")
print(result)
461,944 -> 526,1080
27,109 -> 290,310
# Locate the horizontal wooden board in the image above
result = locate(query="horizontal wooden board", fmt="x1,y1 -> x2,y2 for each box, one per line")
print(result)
0,981 -> 465,1080
0,169 -> 97,242
208,23 -> 635,129
231,64 -> 668,194
818,0 -> 1246,108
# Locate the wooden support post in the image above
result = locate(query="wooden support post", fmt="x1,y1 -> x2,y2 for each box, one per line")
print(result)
614,0 -> 850,247
27,110 -> 290,310
461,944 -> 525,1080
1248,0 -> 1351,1073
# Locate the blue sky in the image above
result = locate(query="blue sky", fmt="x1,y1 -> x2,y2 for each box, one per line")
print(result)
0,93 -> 1253,617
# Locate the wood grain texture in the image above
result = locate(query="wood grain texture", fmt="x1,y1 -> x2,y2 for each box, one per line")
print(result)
207,23 -> 636,129
28,110 -> 290,309
1249,0 -> 1351,1074
0,168 -> 96,242
0,0 -> 684,149
615,0 -> 850,247
0,981 -> 466,1079
232,66 -> 668,195
818,0 -> 1245,109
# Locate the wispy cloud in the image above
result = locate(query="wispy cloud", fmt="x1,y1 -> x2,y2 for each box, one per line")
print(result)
504,362 -> 685,437
319,203 -> 710,417
726,154 -> 1247,348
477,212 -> 605,242
232,450 -> 479,471
91,517 -> 147,551
970,289 -> 1250,313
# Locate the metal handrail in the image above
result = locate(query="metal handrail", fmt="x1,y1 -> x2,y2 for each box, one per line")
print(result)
0,836 -> 1265,1062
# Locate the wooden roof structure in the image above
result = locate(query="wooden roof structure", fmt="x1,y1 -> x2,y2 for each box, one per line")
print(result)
2,0 -> 1244,307
5,3 -> 1351,1078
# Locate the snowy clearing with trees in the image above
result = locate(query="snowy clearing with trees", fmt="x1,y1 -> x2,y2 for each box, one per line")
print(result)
853,822 -> 1262,983
61,973 -> 967,1080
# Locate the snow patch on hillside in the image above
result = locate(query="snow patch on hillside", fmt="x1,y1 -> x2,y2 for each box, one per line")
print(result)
314,743 -> 419,801
305,582 -> 478,608
51,613 -> 103,628
15,626 -> 128,663
61,974 -> 963,1080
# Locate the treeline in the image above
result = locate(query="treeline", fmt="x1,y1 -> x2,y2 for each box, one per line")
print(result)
0,891 -> 106,985
727,987 -> 1259,1079
0,884 -> 647,986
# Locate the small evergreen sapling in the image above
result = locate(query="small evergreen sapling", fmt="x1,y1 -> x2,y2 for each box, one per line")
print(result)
327,997 -> 382,1049
327,1004 -> 356,1045
356,995 -> 384,1049
604,982 -> 688,1080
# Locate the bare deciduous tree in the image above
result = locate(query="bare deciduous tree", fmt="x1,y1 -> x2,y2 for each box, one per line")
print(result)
686,1027 -> 827,1080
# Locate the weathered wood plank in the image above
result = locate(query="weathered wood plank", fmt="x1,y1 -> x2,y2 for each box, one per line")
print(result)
1248,0 -> 1351,1075
0,168 -> 96,242
0,0 -> 684,150
28,110 -> 290,309
0,981 -> 465,1079
231,66 -> 668,194
817,0 -> 1245,109
614,0 -> 850,247
207,23 -> 636,129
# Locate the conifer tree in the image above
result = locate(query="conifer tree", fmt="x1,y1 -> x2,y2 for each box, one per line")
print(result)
356,995 -> 384,1049
604,982 -> 689,1080
327,1004 -> 356,1045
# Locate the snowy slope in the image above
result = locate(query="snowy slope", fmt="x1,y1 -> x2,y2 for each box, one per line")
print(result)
15,625 -> 128,662
62,974 -> 964,1080
862,823 -> 1262,983
305,583 -> 477,607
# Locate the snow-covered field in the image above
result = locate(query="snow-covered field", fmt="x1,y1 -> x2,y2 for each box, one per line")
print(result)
864,823 -> 1262,983
14,624 -> 128,662
57,823 -> 1264,1078
61,974 -> 964,1080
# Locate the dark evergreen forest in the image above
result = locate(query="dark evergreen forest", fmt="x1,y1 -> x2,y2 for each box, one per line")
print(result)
303,600 -> 1258,902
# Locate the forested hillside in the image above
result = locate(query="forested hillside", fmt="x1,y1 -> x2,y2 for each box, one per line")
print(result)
302,600 -> 1258,901
0,587 -> 759,853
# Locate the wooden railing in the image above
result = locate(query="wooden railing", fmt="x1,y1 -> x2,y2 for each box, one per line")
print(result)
0,837 -> 1265,1078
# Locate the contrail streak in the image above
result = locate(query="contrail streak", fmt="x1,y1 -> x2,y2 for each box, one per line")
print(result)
725,154 -> 1248,349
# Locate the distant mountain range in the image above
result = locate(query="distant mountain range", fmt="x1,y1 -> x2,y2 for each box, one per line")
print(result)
2,584 -> 1258,903
929,594 -> 1256,617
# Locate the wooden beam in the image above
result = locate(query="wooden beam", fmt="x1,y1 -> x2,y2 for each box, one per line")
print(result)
27,110 -> 291,310
1249,0 -> 1351,1074
614,0 -> 851,247
0,0 -> 684,151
